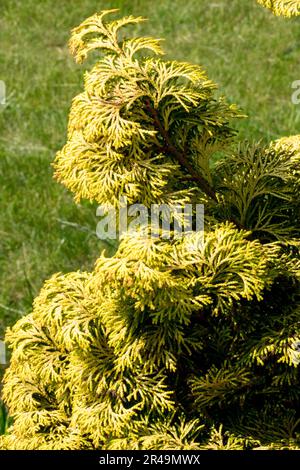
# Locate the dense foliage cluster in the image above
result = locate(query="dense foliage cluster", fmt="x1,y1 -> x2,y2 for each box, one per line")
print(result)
257,0 -> 300,16
0,9 -> 299,450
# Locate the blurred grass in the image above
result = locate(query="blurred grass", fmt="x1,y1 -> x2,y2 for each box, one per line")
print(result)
0,0 -> 300,337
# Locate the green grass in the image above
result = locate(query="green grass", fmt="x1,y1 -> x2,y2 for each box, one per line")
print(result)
0,0 -> 300,339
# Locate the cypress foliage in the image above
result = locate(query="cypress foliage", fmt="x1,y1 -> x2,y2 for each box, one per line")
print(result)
0,9 -> 299,450
257,0 -> 300,16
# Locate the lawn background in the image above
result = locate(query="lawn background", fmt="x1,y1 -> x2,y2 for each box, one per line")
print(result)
0,0 -> 300,338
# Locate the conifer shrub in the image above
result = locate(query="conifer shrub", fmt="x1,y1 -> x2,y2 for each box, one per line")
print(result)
257,0 -> 300,16
0,8 -> 299,450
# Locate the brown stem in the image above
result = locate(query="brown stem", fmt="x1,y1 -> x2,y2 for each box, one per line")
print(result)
144,98 -> 218,203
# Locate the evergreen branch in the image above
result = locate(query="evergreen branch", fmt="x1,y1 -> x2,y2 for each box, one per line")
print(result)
144,98 -> 244,230
2,8 -> 300,451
